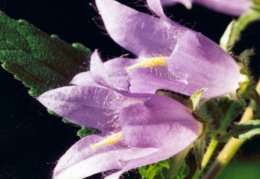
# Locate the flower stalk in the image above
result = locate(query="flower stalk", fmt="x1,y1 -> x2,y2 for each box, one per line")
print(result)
201,138 -> 219,170
203,104 -> 254,179
192,138 -> 218,179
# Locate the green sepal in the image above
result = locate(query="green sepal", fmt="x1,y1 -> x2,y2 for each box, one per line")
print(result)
0,11 -> 91,97
190,89 -> 204,111
198,97 -> 244,136
155,89 -> 191,108
155,89 -> 204,111
228,120 -> 260,139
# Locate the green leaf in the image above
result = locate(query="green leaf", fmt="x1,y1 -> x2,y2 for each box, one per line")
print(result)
76,127 -> 99,138
229,120 -> 260,139
220,10 -> 260,51
0,11 -> 91,97
139,148 -> 190,179
139,160 -> 170,179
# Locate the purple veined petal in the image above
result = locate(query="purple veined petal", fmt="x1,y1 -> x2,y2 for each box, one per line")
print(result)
194,0 -> 252,16
147,0 -> 165,17
161,0 -> 192,8
70,51 -> 108,87
104,57 -> 136,91
70,71 -> 96,86
128,65 -> 189,94
69,51 -> 106,87
53,135 -> 158,179
148,0 -> 252,16
89,50 -> 136,91
167,30 -> 243,98
95,0 -> 185,57
106,95 -> 201,179
37,85 -> 140,131
90,50 -> 111,87
105,148 -> 188,179
147,0 -> 192,16
128,30 -> 243,98
120,94 -> 201,148
70,50 -> 134,91
104,150 -> 172,179
105,97 -> 200,179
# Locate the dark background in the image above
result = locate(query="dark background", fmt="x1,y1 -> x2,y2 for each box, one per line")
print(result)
0,0 -> 259,179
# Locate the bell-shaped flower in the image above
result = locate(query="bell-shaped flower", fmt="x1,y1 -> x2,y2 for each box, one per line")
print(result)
96,0 -> 244,99
147,0 -> 252,16
38,82 -> 201,179
70,50 -> 134,91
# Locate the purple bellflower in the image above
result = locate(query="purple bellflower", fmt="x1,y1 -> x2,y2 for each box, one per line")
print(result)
70,50 -> 134,92
96,0 -> 245,99
37,51 -> 202,179
147,0 -> 252,16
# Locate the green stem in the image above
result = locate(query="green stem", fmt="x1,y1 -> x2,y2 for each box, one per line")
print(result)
192,139 -> 218,179
203,106 -> 254,179
201,138 -> 219,169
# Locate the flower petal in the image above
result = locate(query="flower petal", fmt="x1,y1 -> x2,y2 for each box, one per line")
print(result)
37,85 -> 138,131
103,57 -> 135,91
70,51 -> 134,91
128,30 -> 243,98
90,50 -> 111,87
96,0 -> 185,57
53,135 -> 158,179
106,95 -> 200,179
148,0 -> 251,16
167,30 -> 243,98
162,0 -> 192,8
194,0 -> 252,16
89,50 -> 135,91
147,0 -> 192,17
70,71 -> 96,86
104,148 -> 186,179
128,66 -> 189,94
120,94 -> 200,148
147,0 -> 165,17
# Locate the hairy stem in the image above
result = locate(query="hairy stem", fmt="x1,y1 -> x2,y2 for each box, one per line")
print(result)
203,106 -> 254,179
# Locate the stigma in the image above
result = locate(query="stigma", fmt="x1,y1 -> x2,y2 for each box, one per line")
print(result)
90,132 -> 123,152
126,56 -> 167,72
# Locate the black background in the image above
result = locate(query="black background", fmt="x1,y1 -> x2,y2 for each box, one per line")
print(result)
0,0 -> 259,179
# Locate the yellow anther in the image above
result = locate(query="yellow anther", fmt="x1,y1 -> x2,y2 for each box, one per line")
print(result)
90,132 -> 123,152
126,56 -> 167,72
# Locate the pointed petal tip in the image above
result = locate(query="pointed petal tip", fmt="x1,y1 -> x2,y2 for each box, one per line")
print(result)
96,0 -> 182,57
167,30 -> 243,98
